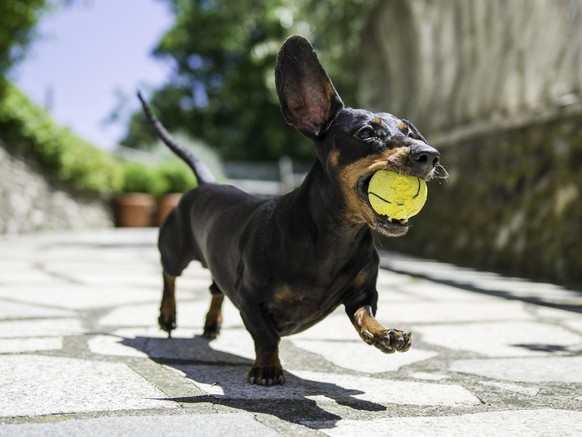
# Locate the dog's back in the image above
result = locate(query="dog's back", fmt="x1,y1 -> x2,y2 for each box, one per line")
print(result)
159,183 -> 263,281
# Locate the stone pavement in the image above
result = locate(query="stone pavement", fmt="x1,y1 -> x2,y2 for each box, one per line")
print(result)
0,228 -> 581,436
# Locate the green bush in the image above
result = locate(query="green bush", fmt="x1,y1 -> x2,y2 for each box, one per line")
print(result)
156,161 -> 197,194
0,85 -> 211,197
0,1 -> 50,79
0,84 -> 124,193
121,162 -> 167,196
121,161 -> 197,196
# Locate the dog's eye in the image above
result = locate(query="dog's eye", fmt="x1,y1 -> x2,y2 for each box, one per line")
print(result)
355,126 -> 376,140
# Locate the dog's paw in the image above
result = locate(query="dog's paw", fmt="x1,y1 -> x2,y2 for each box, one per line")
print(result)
247,365 -> 285,386
158,313 -> 176,337
202,321 -> 221,339
361,328 -> 412,354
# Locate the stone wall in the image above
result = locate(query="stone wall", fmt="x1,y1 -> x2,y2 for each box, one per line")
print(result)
359,0 -> 582,134
380,115 -> 582,285
0,145 -> 114,234
360,0 -> 582,285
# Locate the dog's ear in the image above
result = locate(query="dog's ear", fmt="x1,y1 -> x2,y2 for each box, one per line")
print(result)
275,35 -> 344,139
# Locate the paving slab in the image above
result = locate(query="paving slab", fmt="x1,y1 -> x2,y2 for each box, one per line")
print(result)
0,355 -> 176,417
415,321 -> 582,357
450,356 -> 582,383
308,409 -> 582,437
290,339 -> 438,373
0,413 -> 281,437
391,281 -> 501,302
375,300 -> 534,324
0,229 -> 581,436
564,318 -> 582,333
171,365 -> 480,407
0,301 -> 74,319
0,286 -> 160,310
89,328 -> 254,363
0,318 -> 85,338
477,380 -> 540,396
97,296 -> 243,330
0,337 -> 63,353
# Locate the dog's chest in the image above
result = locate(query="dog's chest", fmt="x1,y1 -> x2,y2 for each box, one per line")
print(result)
265,283 -> 346,336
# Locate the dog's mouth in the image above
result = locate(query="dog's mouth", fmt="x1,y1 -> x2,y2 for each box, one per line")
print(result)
357,173 -> 410,237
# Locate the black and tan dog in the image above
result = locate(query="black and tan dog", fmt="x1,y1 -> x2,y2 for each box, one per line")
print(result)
138,35 -> 443,386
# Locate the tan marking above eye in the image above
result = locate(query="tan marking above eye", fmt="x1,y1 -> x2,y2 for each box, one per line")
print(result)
371,117 -> 384,127
328,148 -> 340,168
396,120 -> 407,131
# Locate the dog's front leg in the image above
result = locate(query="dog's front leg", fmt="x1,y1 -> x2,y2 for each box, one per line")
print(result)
346,300 -> 412,354
239,303 -> 284,386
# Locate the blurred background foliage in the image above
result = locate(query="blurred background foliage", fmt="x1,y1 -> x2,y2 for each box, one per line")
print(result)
0,1 -> 124,194
121,0 -> 376,161
0,0 -> 52,91
0,0 -> 376,193
0,83 -> 124,192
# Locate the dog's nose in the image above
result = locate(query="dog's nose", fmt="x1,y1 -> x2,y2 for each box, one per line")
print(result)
409,143 -> 440,172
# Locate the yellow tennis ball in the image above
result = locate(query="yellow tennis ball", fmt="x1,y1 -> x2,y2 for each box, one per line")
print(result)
367,170 -> 428,220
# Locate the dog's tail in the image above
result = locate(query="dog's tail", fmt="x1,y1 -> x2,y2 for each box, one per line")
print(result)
137,91 -> 216,185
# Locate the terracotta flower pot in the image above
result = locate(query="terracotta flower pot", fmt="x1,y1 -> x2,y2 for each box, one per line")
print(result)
115,193 -> 155,227
157,193 -> 182,226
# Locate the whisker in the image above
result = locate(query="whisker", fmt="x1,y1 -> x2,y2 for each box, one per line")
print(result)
432,164 -> 449,181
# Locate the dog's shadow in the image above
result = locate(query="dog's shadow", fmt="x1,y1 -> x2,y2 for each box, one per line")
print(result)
121,335 -> 386,427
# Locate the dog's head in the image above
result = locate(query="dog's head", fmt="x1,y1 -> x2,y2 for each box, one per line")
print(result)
275,35 -> 446,237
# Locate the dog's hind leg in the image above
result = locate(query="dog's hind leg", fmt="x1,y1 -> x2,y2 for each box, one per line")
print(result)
159,272 -> 177,337
158,210 -> 196,337
203,281 -> 224,339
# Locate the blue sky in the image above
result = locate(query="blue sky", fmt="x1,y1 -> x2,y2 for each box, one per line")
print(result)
10,0 -> 174,150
